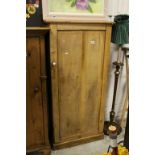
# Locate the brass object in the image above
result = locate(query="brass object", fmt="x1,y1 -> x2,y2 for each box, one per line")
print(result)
27,5 -> 36,15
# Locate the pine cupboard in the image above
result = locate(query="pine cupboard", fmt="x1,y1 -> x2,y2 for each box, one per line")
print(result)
49,23 -> 112,149
26,28 -> 51,155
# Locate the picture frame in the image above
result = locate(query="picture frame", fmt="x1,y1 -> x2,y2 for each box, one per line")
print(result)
42,0 -> 107,23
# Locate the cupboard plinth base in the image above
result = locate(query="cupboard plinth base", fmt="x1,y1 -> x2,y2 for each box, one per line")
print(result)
53,133 -> 104,150
27,147 -> 51,155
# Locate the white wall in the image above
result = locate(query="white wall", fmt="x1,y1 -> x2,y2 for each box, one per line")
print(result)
105,0 -> 129,16
104,0 -> 129,124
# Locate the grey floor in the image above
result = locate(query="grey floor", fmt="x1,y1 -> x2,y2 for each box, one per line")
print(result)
51,129 -> 125,155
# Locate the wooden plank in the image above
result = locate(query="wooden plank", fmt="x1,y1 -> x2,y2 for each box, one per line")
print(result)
80,31 -> 106,135
99,25 -> 112,132
39,36 -> 49,146
26,27 -> 50,31
53,129 -> 100,142
57,31 -> 83,140
50,25 -> 60,142
57,24 -> 106,31
26,37 -> 45,147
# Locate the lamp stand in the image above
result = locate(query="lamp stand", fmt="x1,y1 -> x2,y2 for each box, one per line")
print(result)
104,46 -> 123,135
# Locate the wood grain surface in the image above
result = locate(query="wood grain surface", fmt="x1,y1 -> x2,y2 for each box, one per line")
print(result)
50,23 -> 112,148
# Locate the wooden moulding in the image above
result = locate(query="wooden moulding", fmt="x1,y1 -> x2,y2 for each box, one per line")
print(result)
26,27 -> 50,30
43,17 -> 113,24
26,27 -> 50,36
53,133 -> 104,150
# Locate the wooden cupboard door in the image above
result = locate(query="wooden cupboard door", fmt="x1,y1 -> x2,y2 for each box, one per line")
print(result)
26,37 -> 45,148
56,30 -> 106,141
80,31 -> 106,135
57,31 -> 83,140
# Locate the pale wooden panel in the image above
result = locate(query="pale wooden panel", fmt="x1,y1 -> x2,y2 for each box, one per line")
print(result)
57,24 -> 106,31
80,31 -> 106,134
58,31 -> 83,140
26,37 -> 45,147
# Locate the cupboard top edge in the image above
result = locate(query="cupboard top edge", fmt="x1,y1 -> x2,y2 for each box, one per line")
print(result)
26,27 -> 50,31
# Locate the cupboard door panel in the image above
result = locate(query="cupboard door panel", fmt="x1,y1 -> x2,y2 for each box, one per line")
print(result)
26,37 -> 45,147
80,31 -> 106,134
58,31 -> 83,139
50,23 -> 112,149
